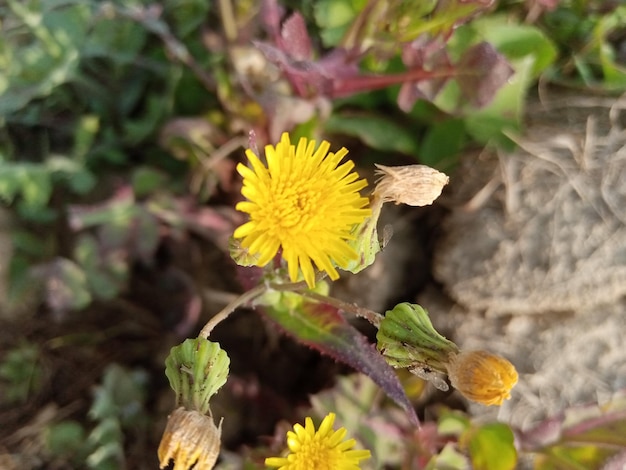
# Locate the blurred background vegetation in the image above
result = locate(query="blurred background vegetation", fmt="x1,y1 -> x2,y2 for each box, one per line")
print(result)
1,0 -> 625,468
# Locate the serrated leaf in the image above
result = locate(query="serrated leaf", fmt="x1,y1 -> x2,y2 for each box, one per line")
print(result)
261,291 -> 418,425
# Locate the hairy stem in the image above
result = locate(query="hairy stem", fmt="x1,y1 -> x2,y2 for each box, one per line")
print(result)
198,284 -> 267,338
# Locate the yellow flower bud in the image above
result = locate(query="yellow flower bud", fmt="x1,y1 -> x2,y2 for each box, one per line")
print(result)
374,164 -> 449,206
158,408 -> 221,470
446,350 -> 518,406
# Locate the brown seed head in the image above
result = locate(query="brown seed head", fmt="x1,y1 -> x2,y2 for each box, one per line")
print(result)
158,407 -> 221,470
374,164 -> 449,206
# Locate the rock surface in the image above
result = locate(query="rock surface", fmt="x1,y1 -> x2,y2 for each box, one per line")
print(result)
429,91 -> 626,427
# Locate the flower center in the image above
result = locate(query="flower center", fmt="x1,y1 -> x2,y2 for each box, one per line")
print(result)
291,439 -> 338,470
270,179 -> 321,230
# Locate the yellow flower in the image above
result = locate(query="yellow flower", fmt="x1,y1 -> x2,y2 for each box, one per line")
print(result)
233,133 -> 371,288
265,412 -> 371,470
158,408 -> 221,470
446,350 -> 518,406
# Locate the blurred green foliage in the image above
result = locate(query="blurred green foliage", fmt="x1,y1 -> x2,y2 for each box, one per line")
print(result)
43,364 -> 149,469
0,341 -> 42,403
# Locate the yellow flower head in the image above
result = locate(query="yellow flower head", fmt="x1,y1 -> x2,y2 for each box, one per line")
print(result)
265,412 -> 371,470
158,408 -> 221,470
446,350 -> 519,406
233,133 -> 371,288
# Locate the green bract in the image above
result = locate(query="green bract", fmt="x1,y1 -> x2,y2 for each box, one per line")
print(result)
165,338 -> 230,414
376,303 -> 459,372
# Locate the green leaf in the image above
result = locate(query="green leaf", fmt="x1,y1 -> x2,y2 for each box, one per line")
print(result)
12,230 -> 49,257
462,55 -> 535,147
47,156 -> 96,195
40,258 -> 92,313
419,118 -> 465,168
123,93 -> 169,145
261,290 -> 418,424
83,9 -> 147,62
473,17 -> 558,78
314,0 -> 362,47
594,7 -> 626,89
163,0 -> 212,38
46,421 -> 86,457
0,0 -> 83,113
438,409 -> 471,436
468,423 -> 517,470
0,342 -> 42,404
425,443 -> 469,470
74,234 -> 126,300
89,363 -> 147,426
326,114 -> 420,155
72,115 -> 100,160
131,167 -> 167,198
0,163 -> 52,209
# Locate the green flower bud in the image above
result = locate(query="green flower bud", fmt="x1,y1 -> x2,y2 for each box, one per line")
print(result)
165,338 -> 230,414
376,303 -> 459,373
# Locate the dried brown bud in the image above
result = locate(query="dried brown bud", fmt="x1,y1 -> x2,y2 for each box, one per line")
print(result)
158,408 -> 221,470
374,164 -> 449,206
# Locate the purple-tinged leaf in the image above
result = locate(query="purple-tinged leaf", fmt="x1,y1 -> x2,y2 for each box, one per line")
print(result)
457,42 -> 514,107
603,451 -> 626,470
32,258 -> 91,319
279,13 -> 312,61
516,390 -> 626,469
398,37 -> 452,111
260,0 -> 284,39
259,291 -> 418,425
253,40 -> 329,96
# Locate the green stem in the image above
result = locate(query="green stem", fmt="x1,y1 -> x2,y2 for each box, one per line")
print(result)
219,0 -> 237,42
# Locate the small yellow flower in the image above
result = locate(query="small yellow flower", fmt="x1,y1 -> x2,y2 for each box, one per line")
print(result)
446,350 -> 518,406
158,408 -> 221,470
233,133 -> 371,288
265,412 -> 371,470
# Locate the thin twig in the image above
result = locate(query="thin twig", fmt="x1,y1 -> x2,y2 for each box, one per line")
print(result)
198,284 -> 267,338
